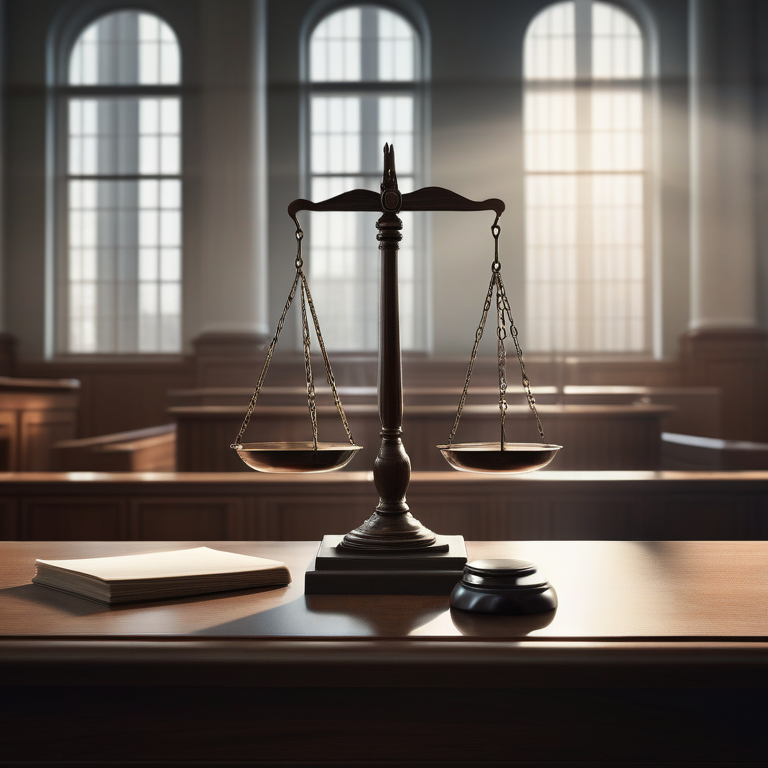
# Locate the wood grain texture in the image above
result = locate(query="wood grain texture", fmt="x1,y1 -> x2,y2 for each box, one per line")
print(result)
0,381 -> 79,471
1,470 -> 768,542
17,359 -> 194,438
52,424 -> 176,472
681,327 -> 768,441
1,540 -> 766,766
1,540 -> 767,641
172,403 -> 672,472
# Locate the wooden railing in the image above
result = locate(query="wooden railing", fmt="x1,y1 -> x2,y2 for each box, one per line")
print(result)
1,470 -> 766,542
662,432 -> 768,470
52,424 -> 176,472
171,403 -> 672,473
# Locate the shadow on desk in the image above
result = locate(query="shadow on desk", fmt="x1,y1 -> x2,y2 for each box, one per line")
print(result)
195,595 -> 448,637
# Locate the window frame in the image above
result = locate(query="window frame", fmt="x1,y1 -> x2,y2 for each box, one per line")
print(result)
298,1 -> 431,353
522,0 -> 654,357
49,5 -> 185,359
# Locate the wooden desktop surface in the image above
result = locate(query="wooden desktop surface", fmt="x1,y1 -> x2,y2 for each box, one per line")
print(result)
1,540 -> 767,686
2,540 -> 767,767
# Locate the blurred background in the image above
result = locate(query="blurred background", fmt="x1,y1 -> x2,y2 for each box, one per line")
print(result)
0,0 -> 767,475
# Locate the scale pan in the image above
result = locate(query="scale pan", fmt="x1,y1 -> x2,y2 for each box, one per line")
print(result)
437,442 -> 562,475
233,442 -> 362,474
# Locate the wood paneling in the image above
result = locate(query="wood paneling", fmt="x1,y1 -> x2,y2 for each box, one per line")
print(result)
19,498 -> 126,541
270,495 -> 375,541
0,379 -> 79,470
20,408 -> 78,470
10,329 -> 761,457
681,327 -> 768,441
563,385 -> 721,436
0,333 -> 16,376
262,353 -> 684,391
173,403 -> 671,472
192,331 -> 269,387
0,410 -> 17,470
131,497 -> 246,540
0,500 -> 19,539
1,470 -> 767,542
17,359 -> 195,438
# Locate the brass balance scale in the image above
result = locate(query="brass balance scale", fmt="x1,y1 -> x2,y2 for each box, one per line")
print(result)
231,145 -> 561,597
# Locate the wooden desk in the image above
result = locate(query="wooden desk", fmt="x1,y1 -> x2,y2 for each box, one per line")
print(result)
0,376 -> 80,471
1,540 -> 766,767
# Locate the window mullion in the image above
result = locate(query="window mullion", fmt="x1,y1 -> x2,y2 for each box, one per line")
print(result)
575,0 -> 593,350
360,8 -> 380,348
575,0 -> 592,79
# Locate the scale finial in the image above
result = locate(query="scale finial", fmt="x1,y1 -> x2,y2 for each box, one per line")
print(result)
381,143 -> 401,212
383,143 -> 397,185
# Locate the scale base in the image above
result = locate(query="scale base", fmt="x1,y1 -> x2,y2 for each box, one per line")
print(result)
305,534 -> 467,595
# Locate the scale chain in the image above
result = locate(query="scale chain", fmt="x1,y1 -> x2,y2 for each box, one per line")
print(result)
447,271 -> 495,446
233,226 -> 357,451
300,276 -> 319,451
302,277 -> 356,446
232,269 -> 301,447
496,280 -> 508,450
496,274 -> 545,441
447,218 -> 546,447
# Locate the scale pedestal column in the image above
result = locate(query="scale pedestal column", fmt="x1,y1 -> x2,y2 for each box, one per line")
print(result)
341,148 -> 443,553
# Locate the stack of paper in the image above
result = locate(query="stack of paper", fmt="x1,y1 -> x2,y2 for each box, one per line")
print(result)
32,547 -> 291,605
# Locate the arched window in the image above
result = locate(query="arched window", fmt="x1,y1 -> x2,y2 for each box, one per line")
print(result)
60,10 -> 182,353
306,4 -> 424,351
524,1 -> 647,352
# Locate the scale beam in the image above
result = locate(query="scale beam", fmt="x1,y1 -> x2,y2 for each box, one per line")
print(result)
288,187 -> 505,229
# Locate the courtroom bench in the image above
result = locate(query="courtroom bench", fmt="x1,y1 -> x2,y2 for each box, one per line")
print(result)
1,470 -> 766,542
562,384 -> 721,436
170,403 -> 673,472
169,382 -> 718,436
662,431 -> 768,470
52,423 -> 176,472
0,376 -> 80,471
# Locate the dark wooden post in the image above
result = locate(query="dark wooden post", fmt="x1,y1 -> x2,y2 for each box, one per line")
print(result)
341,145 -> 439,551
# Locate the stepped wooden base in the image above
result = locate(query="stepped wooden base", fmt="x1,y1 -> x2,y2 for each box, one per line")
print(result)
341,511 -> 445,551
305,534 -> 467,595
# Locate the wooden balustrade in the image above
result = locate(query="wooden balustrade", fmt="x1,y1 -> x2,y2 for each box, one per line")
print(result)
1,470 -> 766,542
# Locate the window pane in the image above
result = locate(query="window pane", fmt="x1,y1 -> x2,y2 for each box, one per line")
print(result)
64,13 -> 182,355
310,6 -> 416,82
378,8 -> 416,81
307,6 -> 421,350
311,96 -> 361,174
524,2 -> 575,80
310,7 -> 361,82
69,11 -> 180,86
524,1 -> 646,353
592,2 -> 643,79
